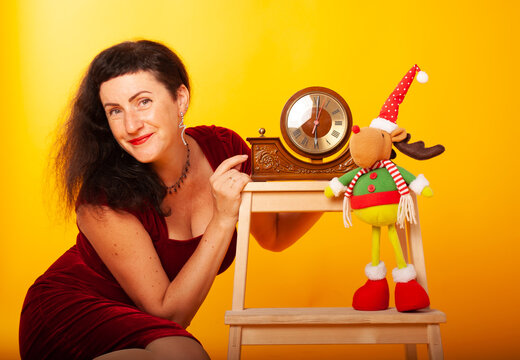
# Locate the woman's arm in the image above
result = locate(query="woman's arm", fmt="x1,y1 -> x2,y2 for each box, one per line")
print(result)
250,212 -> 323,252
77,155 -> 250,328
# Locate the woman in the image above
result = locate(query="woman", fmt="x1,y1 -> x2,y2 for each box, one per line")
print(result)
19,40 -> 322,360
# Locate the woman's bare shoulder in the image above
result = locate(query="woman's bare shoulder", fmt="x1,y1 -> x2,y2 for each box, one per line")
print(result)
77,203 -> 137,224
76,204 -> 146,244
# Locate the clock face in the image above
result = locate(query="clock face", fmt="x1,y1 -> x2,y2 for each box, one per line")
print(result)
280,87 -> 352,159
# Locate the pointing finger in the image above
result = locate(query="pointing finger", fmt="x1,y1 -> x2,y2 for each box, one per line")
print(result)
213,155 -> 248,177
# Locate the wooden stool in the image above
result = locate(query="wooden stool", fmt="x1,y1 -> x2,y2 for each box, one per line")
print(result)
225,181 -> 446,359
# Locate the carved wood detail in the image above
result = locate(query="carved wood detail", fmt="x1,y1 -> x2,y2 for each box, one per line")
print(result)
247,137 -> 356,181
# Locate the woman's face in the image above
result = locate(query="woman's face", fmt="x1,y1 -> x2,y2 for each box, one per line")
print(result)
99,71 -> 189,164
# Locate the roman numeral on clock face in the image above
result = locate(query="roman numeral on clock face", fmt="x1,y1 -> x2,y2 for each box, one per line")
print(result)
300,137 -> 309,147
293,128 -> 302,138
331,130 -> 340,138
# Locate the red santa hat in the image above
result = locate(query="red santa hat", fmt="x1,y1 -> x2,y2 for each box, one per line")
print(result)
370,64 -> 428,133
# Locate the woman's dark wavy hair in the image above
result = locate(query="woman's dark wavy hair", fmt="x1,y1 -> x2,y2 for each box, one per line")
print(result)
54,40 -> 190,215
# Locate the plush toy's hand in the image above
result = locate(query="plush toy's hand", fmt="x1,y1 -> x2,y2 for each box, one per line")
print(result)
324,186 -> 334,198
421,186 -> 434,197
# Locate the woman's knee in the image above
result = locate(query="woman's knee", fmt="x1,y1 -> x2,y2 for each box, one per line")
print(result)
145,336 -> 210,360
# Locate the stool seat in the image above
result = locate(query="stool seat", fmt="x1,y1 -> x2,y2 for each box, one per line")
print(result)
226,307 -> 446,325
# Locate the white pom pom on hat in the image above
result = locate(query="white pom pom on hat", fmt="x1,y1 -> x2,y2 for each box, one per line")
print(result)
416,70 -> 429,83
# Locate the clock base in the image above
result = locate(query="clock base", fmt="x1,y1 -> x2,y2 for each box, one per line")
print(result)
247,136 -> 356,181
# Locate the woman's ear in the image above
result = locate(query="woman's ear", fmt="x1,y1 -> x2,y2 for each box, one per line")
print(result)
390,127 -> 407,143
176,85 -> 190,113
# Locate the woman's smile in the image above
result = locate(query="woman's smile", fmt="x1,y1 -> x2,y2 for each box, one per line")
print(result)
129,133 -> 154,146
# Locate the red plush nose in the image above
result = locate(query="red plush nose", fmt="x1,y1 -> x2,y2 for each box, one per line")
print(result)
352,125 -> 360,134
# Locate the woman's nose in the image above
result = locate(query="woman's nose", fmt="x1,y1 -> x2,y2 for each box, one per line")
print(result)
124,110 -> 144,133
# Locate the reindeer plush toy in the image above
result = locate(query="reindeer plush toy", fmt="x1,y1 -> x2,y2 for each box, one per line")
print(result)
325,65 -> 444,312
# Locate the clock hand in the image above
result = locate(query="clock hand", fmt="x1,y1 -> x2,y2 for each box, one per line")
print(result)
314,128 -> 318,147
315,96 -> 320,122
312,97 -> 326,135
316,99 -> 325,122
312,96 -> 320,135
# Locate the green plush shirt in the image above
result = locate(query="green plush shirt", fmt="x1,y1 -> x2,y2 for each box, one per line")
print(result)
338,165 -> 416,196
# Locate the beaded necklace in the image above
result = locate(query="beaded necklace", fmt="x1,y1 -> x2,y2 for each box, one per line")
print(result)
165,143 -> 190,194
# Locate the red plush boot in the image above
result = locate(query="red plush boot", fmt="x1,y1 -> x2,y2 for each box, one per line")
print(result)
353,262 -> 389,311
392,265 -> 430,312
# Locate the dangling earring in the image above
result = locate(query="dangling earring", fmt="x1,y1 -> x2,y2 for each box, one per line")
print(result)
179,111 -> 187,146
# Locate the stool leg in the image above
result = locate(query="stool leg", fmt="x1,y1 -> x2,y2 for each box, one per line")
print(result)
231,192 -> 252,311
405,344 -> 417,360
228,192 -> 251,360
427,324 -> 444,360
228,326 -> 242,360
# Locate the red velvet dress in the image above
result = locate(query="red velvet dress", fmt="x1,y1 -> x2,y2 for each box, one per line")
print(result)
19,126 -> 251,359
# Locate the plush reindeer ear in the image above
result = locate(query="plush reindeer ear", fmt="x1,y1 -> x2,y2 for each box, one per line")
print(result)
390,128 -> 407,143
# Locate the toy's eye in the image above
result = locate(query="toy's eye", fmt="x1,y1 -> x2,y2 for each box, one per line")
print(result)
381,133 -> 385,138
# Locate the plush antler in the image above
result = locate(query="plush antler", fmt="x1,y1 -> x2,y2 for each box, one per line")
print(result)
394,133 -> 445,160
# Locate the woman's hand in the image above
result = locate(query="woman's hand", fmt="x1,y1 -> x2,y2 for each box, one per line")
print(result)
209,154 -> 250,224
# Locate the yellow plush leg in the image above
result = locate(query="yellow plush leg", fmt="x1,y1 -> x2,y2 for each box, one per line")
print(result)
371,226 -> 381,267
388,224 -> 407,269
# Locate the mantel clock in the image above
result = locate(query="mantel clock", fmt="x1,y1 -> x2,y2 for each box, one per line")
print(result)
248,87 -> 356,181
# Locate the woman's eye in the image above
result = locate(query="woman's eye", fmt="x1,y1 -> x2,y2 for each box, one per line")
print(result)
139,98 -> 152,106
109,108 -> 121,116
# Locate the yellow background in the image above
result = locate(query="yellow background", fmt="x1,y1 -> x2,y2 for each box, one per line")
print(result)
1,1 -> 519,359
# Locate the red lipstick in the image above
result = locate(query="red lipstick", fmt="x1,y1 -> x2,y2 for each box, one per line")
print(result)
128,133 -> 153,145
